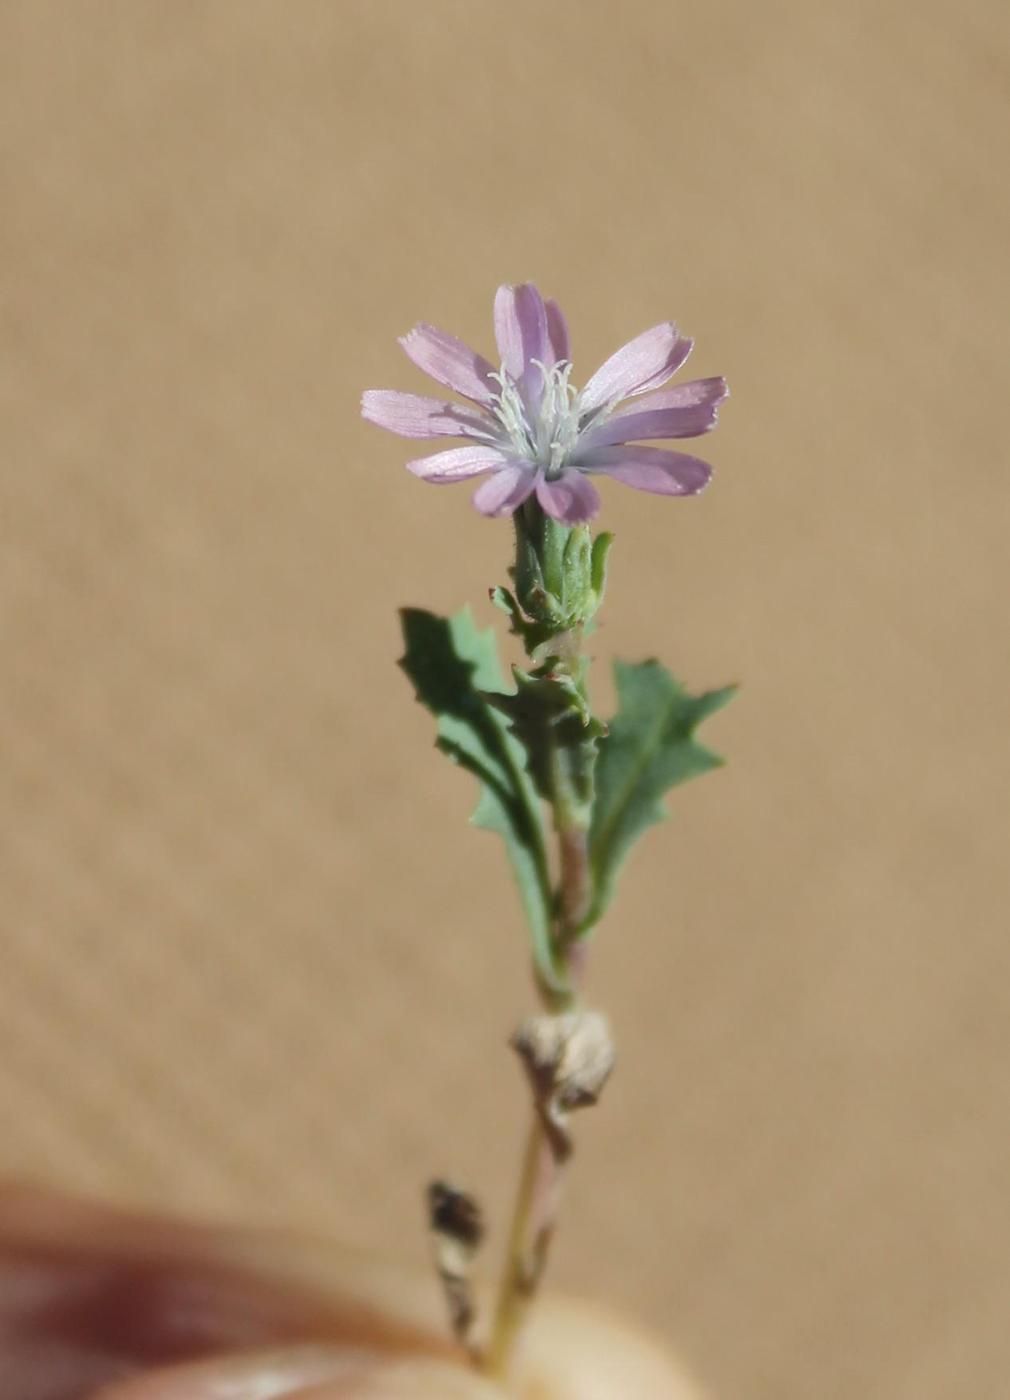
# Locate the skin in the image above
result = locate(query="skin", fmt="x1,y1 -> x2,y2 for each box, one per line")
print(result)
0,1185 -> 702,1400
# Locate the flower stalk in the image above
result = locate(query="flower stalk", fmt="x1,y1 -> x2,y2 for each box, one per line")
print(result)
484,503 -> 603,1378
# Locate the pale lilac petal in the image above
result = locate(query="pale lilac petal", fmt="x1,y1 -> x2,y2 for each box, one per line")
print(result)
578,377 -> 728,448
545,297 -> 570,363
579,445 -> 713,495
399,324 -> 498,405
361,389 -> 494,440
579,325 -> 694,414
406,445 -> 511,482
471,462 -> 538,516
494,283 -> 550,405
535,469 -> 601,524
649,376 -> 728,409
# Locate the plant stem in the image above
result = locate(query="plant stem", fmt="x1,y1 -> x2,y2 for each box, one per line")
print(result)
485,506 -> 601,1381
484,799 -> 592,1382
557,826 -> 591,971
483,1112 -> 558,1379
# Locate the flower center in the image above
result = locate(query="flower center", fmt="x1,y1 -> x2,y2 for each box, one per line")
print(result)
490,362 -> 583,480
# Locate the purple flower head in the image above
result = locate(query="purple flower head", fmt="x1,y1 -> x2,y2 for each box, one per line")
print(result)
362,284 -> 727,525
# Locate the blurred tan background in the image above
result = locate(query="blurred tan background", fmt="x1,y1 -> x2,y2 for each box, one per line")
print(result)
2,1 -> 1008,1396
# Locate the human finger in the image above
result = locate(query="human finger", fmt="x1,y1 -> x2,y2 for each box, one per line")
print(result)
0,1183 -> 700,1399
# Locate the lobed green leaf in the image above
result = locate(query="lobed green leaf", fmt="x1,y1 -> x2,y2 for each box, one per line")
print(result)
398,607 -> 564,994
587,660 -> 735,930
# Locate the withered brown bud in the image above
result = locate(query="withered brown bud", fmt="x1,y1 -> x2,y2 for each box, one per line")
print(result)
427,1180 -> 484,1250
510,1009 -> 616,1160
425,1180 -> 484,1354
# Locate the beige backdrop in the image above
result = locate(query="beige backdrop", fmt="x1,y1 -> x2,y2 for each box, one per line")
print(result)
2,3 -> 1008,1397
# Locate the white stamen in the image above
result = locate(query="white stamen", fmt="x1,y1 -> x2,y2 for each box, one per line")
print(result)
488,369 -> 534,456
490,360 -> 586,480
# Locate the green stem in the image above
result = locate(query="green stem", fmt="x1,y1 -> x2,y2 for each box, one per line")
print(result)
557,827 -> 591,954
484,641 -> 594,1382
483,1113 -> 556,1379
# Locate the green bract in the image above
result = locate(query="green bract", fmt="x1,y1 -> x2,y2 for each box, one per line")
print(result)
511,504 -> 612,638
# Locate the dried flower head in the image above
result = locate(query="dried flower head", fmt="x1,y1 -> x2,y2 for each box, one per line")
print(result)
362,283 -> 728,524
